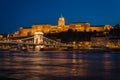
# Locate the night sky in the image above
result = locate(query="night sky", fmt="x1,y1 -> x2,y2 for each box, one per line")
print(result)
0,0 -> 120,34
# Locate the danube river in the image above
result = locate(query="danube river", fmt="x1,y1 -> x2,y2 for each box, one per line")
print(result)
0,51 -> 120,80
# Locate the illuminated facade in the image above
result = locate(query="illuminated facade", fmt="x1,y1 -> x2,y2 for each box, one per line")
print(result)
0,34 -> 3,39
58,15 -> 65,27
69,23 -> 111,32
69,22 -> 91,32
11,16 -> 112,37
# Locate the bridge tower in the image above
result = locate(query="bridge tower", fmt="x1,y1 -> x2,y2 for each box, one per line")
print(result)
34,32 -> 44,51
34,32 -> 43,44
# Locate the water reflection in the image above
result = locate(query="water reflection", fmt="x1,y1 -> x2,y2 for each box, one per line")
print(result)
0,51 -> 120,80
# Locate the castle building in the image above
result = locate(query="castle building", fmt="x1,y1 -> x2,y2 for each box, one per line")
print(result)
69,22 -> 111,32
11,15 -> 112,37
69,22 -> 90,32
18,24 -> 51,37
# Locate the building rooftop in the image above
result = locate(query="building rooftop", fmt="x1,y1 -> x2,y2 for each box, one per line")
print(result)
20,27 -> 31,29
33,23 -> 51,25
71,22 -> 89,24
91,25 -> 105,27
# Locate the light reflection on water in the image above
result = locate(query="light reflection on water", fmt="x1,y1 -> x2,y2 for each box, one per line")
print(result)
0,51 -> 120,80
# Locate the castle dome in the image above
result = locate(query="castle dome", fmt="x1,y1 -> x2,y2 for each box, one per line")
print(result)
58,15 -> 65,27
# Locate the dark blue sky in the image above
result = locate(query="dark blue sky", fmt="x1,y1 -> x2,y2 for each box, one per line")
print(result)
0,0 -> 120,34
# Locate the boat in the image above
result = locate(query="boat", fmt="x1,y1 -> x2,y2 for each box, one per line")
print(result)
88,46 -> 111,52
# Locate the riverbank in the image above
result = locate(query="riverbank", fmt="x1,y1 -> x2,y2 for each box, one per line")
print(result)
0,76 -> 18,80
0,47 -> 120,52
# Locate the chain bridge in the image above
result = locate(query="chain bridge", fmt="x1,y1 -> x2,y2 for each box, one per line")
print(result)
0,32 -> 72,51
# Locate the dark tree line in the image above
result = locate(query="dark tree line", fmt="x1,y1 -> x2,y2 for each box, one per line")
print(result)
109,24 -> 120,36
45,29 -> 105,43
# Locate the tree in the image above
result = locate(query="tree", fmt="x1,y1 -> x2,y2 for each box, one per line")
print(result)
114,24 -> 120,29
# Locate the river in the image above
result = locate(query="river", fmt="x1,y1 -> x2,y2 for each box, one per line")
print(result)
0,51 -> 120,80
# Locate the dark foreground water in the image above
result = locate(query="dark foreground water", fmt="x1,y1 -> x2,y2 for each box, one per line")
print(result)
0,51 -> 120,80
